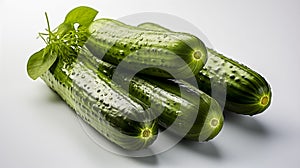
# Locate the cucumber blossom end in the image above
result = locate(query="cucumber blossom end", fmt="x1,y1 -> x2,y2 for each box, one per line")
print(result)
193,50 -> 202,60
260,95 -> 270,106
140,127 -> 154,140
210,118 -> 219,127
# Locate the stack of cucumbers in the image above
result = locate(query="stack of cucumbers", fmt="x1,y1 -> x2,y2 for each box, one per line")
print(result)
27,6 -> 272,151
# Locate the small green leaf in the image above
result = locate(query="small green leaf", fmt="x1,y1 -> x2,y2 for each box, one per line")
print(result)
27,48 -> 57,80
64,6 -> 98,27
56,23 -> 72,37
27,6 -> 98,80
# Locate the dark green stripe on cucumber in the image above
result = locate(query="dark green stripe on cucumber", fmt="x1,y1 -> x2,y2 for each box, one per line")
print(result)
138,22 -> 272,116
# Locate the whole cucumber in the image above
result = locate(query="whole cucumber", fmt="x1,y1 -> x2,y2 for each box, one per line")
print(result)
138,22 -> 272,115
85,18 -> 208,79
41,52 -> 158,150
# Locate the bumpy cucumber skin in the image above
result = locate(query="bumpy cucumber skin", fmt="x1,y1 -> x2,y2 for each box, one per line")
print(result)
85,18 -> 207,79
138,23 -> 272,116
81,47 -> 224,142
198,49 -> 271,115
138,77 -> 224,141
41,55 -> 158,150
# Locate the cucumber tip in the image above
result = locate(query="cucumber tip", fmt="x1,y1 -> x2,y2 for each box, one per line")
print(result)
141,128 -> 152,139
210,118 -> 219,127
193,50 -> 202,60
260,95 -> 269,106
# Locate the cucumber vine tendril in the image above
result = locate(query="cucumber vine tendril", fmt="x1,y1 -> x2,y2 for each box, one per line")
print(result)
40,12 -> 90,61
27,6 -> 98,80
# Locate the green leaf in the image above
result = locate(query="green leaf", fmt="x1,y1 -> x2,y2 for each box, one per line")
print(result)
27,6 -> 98,80
56,6 -> 98,39
56,23 -> 72,37
27,48 -> 58,80
64,6 -> 98,27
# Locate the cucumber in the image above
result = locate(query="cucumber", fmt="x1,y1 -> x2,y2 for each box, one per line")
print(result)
136,77 -> 224,141
197,49 -> 272,115
40,53 -> 158,150
85,18 -> 208,79
138,23 -> 272,115
80,47 -> 224,141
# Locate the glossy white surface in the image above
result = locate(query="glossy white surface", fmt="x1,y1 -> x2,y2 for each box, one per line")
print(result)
1,0 -> 300,167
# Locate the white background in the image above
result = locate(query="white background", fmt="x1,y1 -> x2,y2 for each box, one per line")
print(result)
1,0 -> 300,167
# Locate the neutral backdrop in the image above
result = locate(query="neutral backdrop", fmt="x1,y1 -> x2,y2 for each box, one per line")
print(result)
1,0 -> 300,168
